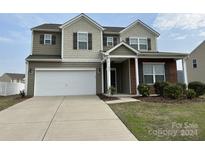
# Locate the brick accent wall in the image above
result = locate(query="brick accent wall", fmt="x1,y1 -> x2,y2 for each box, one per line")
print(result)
138,58 -> 177,84
130,59 -> 137,94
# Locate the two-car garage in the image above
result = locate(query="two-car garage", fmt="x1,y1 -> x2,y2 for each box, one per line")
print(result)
34,68 -> 96,96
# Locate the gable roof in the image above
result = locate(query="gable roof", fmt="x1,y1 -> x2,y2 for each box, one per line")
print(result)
190,40 -> 205,55
60,13 -> 104,30
105,41 -> 139,55
120,19 -> 160,37
4,73 -> 25,80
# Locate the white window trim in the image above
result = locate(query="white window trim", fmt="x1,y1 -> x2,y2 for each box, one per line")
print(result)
143,62 -> 165,85
44,34 -> 52,45
129,37 -> 148,51
192,59 -> 197,68
139,37 -> 148,51
107,36 -> 113,46
77,32 -> 88,50
129,37 -> 138,46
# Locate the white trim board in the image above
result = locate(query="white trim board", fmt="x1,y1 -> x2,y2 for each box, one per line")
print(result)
62,59 -> 101,62
108,55 -> 138,58
35,68 -> 96,71
105,41 -> 139,55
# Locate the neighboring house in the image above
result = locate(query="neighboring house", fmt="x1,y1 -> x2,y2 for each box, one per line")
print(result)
186,41 -> 205,83
0,73 -> 25,83
25,13 -> 188,96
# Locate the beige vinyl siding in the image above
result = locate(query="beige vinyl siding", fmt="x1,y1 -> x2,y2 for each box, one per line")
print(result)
32,31 -> 61,55
27,61 -> 102,96
110,45 -> 136,55
120,23 -> 157,51
103,34 -> 120,51
62,17 -> 102,59
186,42 -> 205,83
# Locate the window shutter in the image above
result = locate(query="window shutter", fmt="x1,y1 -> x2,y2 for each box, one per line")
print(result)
40,35 -> 44,44
114,37 -> 118,46
73,32 -> 77,49
103,36 -> 107,46
88,33 -> 92,50
148,38 -> 151,50
52,35 -> 56,45
126,38 -> 129,44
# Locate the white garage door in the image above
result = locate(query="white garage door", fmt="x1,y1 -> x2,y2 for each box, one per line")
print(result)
34,69 -> 96,96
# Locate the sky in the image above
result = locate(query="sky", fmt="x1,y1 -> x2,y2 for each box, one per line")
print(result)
0,13 -> 205,75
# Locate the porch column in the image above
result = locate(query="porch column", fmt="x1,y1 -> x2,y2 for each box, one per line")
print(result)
106,57 -> 111,95
182,58 -> 188,86
101,62 -> 104,93
135,58 -> 139,95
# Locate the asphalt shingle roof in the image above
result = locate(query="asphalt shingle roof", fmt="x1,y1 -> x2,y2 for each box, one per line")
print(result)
31,24 -> 126,33
103,26 -> 125,33
32,24 -> 62,30
5,73 -> 25,80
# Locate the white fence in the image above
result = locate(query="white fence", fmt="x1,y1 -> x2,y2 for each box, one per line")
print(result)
0,82 -> 25,96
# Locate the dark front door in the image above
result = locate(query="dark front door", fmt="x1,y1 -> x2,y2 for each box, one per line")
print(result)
111,69 -> 117,91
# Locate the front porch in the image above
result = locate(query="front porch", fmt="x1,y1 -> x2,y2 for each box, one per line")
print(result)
102,57 -> 138,95
101,42 -> 188,95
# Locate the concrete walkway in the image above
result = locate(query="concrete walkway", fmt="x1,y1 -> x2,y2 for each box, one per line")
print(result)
0,96 -> 136,141
105,97 -> 139,104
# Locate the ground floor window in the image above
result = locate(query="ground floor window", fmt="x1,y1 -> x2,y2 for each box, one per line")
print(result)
143,63 -> 165,84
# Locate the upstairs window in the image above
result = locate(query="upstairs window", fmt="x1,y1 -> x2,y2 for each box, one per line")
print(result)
129,37 -> 148,51
107,37 -> 113,46
192,59 -> 197,68
77,32 -> 88,50
129,37 -> 138,50
139,38 -> 148,50
44,34 -> 52,45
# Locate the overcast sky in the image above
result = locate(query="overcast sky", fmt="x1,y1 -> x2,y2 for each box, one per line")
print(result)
0,13 -> 205,75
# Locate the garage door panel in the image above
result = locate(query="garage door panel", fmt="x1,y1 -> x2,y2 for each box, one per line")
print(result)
35,70 -> 96,96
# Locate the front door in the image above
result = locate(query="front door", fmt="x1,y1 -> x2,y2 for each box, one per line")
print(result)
111,68 -> 117,91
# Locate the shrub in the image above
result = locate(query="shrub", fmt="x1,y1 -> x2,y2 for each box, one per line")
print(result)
188,81 -> 205,97
138,84 -> 150,97
177,83 -> 187,92
108,86 -> 116,95
185,89 -> 196,99
154,81 -> 170,96
19,90 -> 25,98
163,85 -> 183,99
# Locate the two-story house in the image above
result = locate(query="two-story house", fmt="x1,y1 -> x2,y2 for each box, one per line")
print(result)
25,13 -> 188,96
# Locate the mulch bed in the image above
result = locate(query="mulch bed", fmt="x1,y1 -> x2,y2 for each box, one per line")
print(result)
97,94 -> 119,101
133,96 -> 205,103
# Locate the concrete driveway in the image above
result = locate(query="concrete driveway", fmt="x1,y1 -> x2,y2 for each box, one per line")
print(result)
0,96 -> 136,141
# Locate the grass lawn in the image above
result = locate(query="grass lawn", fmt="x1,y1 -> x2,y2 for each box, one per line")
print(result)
109,100 -> 205,141
0,95 -> 29,111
